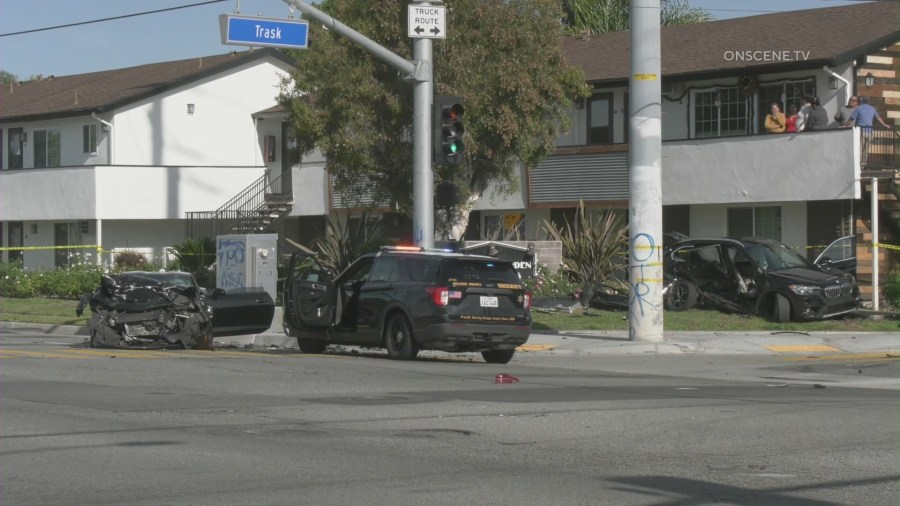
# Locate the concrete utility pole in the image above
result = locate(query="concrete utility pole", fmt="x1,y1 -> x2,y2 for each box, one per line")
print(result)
283,0 -> 435,248
628,0 -> 664,341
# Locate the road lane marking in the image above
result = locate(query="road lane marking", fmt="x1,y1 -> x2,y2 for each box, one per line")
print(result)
766,344 -> 841,353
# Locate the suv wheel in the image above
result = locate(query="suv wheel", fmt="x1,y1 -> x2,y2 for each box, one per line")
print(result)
771,293 -> 792,323
481,349 -> 515,364
385,314 -> 418,360
665,280 -> 698,311
297,338 -> 328,354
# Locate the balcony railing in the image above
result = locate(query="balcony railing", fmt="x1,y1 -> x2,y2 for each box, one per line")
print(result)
863,128 -> 900,171
185,170 -> 286,239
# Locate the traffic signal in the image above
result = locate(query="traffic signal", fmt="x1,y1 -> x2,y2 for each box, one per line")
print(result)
433,95 -> 465,166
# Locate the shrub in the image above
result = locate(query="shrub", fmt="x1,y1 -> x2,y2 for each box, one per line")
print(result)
114,249 -> 154,271
523,265 -> 580,298
0,260 -> 103,299
884,270 -> 900,310
312,210 -> 389,278
540,200 -> 628,290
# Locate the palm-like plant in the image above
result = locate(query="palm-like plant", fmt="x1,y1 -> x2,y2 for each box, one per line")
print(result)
312,211 -> 388,278
541,200 -> 628,295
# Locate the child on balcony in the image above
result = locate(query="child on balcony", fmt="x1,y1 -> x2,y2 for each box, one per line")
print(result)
785,104 -> 800,133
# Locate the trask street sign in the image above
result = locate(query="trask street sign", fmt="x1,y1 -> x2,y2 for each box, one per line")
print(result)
219,14 -> 309,49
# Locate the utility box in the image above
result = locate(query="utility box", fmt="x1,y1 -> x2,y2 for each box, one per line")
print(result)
215,234 -> 278,302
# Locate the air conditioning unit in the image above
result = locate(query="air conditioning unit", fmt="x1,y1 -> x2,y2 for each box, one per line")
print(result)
661,82 -> 683,96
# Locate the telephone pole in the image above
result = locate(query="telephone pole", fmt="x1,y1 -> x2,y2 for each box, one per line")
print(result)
628,0 -> 664,341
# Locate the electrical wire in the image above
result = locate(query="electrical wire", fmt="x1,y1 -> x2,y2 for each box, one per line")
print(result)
0,0 -> 228,38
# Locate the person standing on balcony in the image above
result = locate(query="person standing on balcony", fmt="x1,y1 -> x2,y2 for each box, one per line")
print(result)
785,104 -> 800,133
808,97 -> 830,131
765,102 -> 786,133
844,96 -> 891,168
796,97 -> 812,131
835,96 -> 858,126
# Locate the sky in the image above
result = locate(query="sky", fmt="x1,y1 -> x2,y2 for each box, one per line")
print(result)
0,0 -> 868,79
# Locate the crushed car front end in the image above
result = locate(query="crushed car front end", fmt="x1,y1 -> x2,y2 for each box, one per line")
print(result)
77,273 -> 213,349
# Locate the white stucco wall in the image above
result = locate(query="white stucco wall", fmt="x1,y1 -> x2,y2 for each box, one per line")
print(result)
662,128 -> 860,205
689,201 -> 808,250
290,162 -> 328,216
1,167 -> 97,220
111,59 -> 289,166
94,166 -> 266,218
1,165 -> 266,221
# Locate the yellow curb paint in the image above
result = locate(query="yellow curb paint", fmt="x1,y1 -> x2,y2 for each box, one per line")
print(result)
0,350 -> 111,359
766,344 -> 841,353
517,344 -> 557,352
782,352 -> 900,362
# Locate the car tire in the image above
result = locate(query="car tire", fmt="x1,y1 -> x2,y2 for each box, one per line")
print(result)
297,337 -> 328,354
772,293 -> 792,323
385,314 -> 418,360
481,349 -> 516,364
665,280 -> 698,311
196,325 -> 214,350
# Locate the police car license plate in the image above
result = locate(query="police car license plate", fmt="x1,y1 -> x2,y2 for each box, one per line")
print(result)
480,296 -> 498,307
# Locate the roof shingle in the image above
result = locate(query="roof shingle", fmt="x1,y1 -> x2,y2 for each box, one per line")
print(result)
563,1 -> 900,84
0,47 -> 292,122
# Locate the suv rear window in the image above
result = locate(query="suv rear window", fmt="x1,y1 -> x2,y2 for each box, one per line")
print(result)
439,259 -> 521,285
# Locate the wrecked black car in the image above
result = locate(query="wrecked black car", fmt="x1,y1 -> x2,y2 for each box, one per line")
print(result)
663,237 -> 860,322
77,271 -> 275,349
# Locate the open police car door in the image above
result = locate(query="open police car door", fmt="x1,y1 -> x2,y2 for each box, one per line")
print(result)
284,252 -> 334,335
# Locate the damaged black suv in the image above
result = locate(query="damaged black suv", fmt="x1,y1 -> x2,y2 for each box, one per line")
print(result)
664,237 -> 860,322
283,246 -> 533,363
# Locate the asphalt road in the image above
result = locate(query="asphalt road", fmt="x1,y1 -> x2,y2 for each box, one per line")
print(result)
2,332 -> 898,506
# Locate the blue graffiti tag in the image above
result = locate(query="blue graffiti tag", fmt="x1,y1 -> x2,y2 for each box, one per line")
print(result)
629,233 -> 656,318
218,239 -> 245,267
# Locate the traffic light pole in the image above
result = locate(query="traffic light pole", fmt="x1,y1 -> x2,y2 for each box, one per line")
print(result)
283,0 -> 435,249
412,35 -> 435,248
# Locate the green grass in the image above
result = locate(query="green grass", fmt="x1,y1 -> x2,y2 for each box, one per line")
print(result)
0,297 -> 89,326
2,296 -> 897,332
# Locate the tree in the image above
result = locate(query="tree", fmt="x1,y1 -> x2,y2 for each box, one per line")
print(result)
562,0 -> 713,35
279,0 -> 589,240
0,70 -> 17,85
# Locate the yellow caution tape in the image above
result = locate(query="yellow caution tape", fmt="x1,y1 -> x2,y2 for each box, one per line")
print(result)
874,242 -> 900,251
0,244 -> 101,252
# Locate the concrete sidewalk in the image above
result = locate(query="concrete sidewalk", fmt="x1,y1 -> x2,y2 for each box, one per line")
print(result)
2,317 -> 898,357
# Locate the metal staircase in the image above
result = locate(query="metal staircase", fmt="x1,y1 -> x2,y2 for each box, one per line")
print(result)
185,170 -> 292,240
855,129 -> 900,302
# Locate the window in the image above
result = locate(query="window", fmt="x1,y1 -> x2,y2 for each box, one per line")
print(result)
8,221 -> 23,263
264,135 -> 277,162
54,221 -> 83,268
588,93 -> 613,144
8,128 -> 23,169
757,79 -> 815,133
482,213 -> 526,240
82,124 -> 97,154
693,87 -> 747,138
727,206 -> 781,241
34,128 -> 61,168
